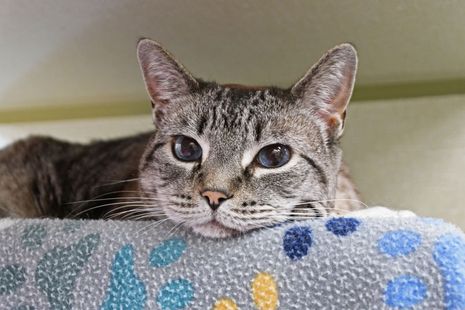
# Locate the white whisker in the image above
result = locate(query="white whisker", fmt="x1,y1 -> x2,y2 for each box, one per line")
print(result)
69,201 -> 155,218
96,178 -> 141,188
135,218 -> 170,235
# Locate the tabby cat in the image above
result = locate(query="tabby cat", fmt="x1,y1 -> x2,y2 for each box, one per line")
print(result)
0,39 -> 363,238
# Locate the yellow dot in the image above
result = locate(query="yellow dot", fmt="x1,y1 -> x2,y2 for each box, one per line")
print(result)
213,298 -> 238,310
251,272 -> 278,310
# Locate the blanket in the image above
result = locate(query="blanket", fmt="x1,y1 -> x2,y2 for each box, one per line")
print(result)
0,216 -> 464,309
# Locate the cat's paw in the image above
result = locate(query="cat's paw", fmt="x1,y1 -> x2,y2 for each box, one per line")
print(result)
348,206 -> 416,218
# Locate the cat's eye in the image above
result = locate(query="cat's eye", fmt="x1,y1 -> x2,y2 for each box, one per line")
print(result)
256,144 -> 291,168
173,136 -> 202,162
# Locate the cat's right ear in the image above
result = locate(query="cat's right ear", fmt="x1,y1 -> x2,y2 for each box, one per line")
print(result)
137,38 -> 198,121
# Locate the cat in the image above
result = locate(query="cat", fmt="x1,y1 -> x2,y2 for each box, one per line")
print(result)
0,39 -> 365,238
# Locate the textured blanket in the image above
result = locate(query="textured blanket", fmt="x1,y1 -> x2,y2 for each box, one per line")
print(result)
0,216 -> 464,309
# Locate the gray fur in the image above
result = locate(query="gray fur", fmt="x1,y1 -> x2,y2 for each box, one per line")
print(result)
0,40 -> 361,238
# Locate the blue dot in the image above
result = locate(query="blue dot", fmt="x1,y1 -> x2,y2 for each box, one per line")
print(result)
420,217 -> 444,226
325,217 -> 360,236
433,234 -> 465,310
378,230 -> 422,257
283,226 -> 313,261
385,275 -> 427,308
157,278 -> 194,310
150,238 -> 187,268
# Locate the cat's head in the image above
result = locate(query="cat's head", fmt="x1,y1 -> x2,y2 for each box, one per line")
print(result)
136,39 -> 357,238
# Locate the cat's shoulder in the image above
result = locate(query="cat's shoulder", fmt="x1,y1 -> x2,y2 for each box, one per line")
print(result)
0,136 -> 74,162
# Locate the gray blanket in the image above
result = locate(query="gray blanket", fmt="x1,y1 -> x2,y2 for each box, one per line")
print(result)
0,216 -> 464,309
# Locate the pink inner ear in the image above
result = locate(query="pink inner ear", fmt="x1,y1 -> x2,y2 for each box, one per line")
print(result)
318,67 -> 353,135
317,110 -> 343,131
331,67 -> 354,115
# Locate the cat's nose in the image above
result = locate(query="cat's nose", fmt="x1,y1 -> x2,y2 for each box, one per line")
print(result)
201,190 -> 230,210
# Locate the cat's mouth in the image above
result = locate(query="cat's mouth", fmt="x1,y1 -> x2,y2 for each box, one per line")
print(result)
191,219 -> 239,238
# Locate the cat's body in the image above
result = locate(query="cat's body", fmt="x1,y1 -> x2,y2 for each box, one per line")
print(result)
0,133 -> 149,218
0,39 -> 366,237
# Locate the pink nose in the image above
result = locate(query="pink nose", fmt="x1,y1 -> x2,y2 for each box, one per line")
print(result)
201,190 -> 229,210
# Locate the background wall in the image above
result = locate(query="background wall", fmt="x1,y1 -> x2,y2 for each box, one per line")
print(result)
1,1 -> 464,228
2,0 -> 465,122
343,95 -> 465,228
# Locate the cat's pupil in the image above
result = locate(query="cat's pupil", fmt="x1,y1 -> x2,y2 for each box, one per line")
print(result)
257,144 -> 290,168
173,136 -> 202,161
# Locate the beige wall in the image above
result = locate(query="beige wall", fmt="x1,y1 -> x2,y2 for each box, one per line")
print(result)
342,94 -> 465,228
3,1 -> 465,110
1,94 -> 464,229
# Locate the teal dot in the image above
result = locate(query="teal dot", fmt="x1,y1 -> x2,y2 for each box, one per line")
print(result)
35,234 -> 100,309
378,230 -> 421,257
101,244 -> 147,310
385,275 -> 427,308
21,224 -> 47,249
157,278 -> 194,310
0,265 -> 26,295
150,238 -> 187,268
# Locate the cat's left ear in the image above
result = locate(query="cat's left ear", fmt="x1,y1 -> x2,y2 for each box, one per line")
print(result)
291,43 -> 358,138
137,38 -> 198,121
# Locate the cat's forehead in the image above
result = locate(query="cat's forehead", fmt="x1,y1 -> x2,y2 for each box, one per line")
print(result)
197,85 -> 288,129
161,83 -> 321,150
199,84 -> 289,112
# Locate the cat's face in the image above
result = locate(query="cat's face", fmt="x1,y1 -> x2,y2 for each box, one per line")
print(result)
137,39 -> 357,238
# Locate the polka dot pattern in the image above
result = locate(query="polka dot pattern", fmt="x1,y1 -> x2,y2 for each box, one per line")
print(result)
385,275 -> 427,308
1,217 -> 464,308
157,278 -> 194,310
325,217 -> 360,236
283,226 -> 312,260
251,272 -> 278,310
150,238 -> 187,268
213,298 -> 238,310
378,230 -> 422,257
433,233 -> 465,310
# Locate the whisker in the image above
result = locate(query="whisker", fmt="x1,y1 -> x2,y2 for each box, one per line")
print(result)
66,190 -> 143,205
124,213 -> 166,221
96,178 -> 141,188
293,198 -> 370,209
64,189 -> 145,217
119,210 -> 166,219
67,196 -> 168,205
242,205 -> 355,214
166,222 -> 185,239
104,206 -> 165,220
135,218 -> 171,235
69,201 -> 155,218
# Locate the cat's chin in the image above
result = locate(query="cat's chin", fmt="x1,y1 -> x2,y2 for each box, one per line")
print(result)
191,220 -> 238,238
